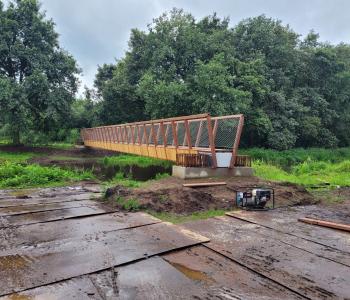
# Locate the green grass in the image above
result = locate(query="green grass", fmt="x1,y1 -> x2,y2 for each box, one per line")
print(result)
154,173 -> 171,180
107,172 -> 143,188
240,147 -> 350,169
148,209 -> 229,224
46,142 -> 75,150
0,151 -> 36,163
253,159 -> 350,187
101,154 -> 173,168
115,196 -> 141,211
103,171 -> 171,190
0,162 -> 94,189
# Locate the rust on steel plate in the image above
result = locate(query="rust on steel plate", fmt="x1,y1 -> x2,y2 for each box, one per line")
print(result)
163,245 -> 303,299
0,206 -> 113,228
227,208 -> 350,253
0,222 -> 208,296
0,212 -> 161,254
182,216 -> 350,300
0,192 -> 99,208
0,200 -> 104,217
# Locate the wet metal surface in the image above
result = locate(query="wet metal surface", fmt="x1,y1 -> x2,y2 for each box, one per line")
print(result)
182,216 -> 350,299
224,212 -> 350,267
0,212 -> 161,253
89,257 -> 206,299
0,206 -> 112,228
0,200 -> 103,217
0,277 -> 102,300
0,222 -> 208,296
0,192 -> 98,208
227,208 -> 350,254
163,245 -> 304,299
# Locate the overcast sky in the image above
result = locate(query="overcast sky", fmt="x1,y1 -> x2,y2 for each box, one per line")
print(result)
7,0 -> 350,94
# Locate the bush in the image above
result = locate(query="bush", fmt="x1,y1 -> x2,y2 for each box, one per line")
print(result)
115,196 -> 140,211
0,162 -> 94,188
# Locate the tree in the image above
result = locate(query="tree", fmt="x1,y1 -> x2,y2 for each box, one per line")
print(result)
0,0 -> 79,144
94,11 -> 350,149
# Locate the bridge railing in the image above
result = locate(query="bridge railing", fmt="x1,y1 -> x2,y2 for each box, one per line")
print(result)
81,113 -> 244,168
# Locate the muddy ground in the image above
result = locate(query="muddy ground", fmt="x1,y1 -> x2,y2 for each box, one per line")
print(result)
104,176 -> 317,214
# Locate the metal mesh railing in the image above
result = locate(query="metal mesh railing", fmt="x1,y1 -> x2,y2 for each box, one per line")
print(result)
81,113 -> 244,168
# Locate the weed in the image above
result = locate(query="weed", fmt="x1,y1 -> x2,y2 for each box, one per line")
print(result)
0,151 -> 36,163
253,159 -> 350,187
0,162 -> 94,189
155,173 -> 170,180
240,147 -> 350,169
159,194 -> 168,203
101,154 -> 173,168
115,196 -> 140,211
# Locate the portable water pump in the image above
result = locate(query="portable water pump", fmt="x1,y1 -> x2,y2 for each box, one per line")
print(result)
236,188 -> 275,210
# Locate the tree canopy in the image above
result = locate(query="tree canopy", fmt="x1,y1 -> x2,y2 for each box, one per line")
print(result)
0,0 -> 79,144
96,9 -> 350,150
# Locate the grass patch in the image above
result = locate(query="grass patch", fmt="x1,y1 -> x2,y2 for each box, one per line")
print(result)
0,162 -> 94,189
108,172 -> 143,188
0,151 -> 36,163
115,196 -> 140,211
154,173 -> 171,180
148,209 -> 229,224
240,147 -> 350,169
254,160 -> 350,187
103,171 -> 171,191
101,154 -> 173,168
45,143 -> 75,150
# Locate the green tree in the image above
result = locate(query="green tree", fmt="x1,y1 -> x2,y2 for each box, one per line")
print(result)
0,0 -> 79,144
94,11 -> 350,149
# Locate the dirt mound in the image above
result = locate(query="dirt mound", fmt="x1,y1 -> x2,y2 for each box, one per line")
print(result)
105,185 -> 234,214
104,176 -> 316,214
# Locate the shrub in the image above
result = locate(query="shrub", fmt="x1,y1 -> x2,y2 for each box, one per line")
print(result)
115,196 -> 140,211
0,162 -> 94,188
102,154 -> 173,168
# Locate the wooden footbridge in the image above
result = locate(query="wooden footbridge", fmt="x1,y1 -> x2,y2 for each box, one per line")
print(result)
81,113 -> 246,168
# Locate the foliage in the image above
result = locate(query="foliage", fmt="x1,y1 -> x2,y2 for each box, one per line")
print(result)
253,160 -> 350,187
240,147 -> 350,169
149,209 -> 229,224
108,172 -> 143,188
94,10 -> 350,150
0,151 -> 35,163
115,196 -> 140,211
0,161 -> 94,188
0,0 -> 80,144
102,154 -> 173,168
154,173 -> 171,180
